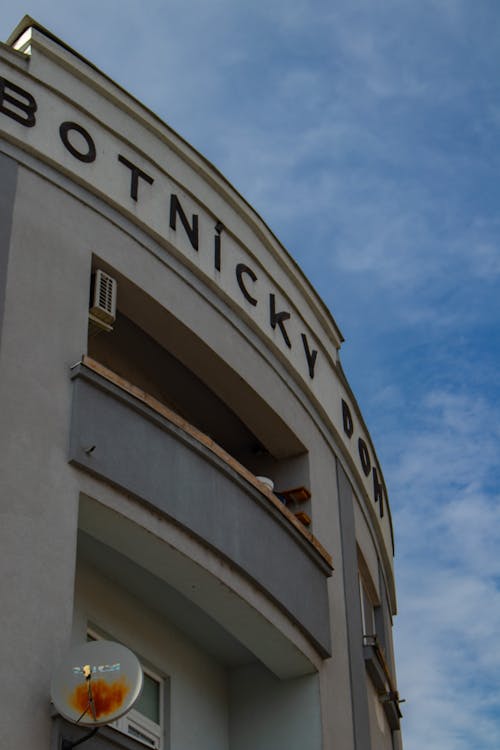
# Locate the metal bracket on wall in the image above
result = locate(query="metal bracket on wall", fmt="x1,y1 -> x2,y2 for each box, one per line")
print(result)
61,727 -> 99,749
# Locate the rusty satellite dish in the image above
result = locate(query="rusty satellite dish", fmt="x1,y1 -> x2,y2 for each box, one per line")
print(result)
51,640 -> 143,727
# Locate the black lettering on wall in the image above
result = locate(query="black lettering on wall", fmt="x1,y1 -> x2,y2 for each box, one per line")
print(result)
118,154 -> 154,201
301,333 -> 318,379
358,438 -> 371,477
59,122 -> 96,163
342,399 -> 354,438
0,77 -> 37,127
169,194 -> 199,251
372,466 -> 384,518
269,294 -> 291,349
236,264 -> 258,306
214,221 -> 224,271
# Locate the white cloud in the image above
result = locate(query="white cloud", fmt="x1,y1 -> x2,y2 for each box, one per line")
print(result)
389,389 -> 500,750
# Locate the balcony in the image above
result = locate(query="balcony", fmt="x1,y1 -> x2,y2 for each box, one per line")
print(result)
69,358 -> 332,664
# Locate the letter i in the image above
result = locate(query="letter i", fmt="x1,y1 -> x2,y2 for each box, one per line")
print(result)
214,221 -> 224,271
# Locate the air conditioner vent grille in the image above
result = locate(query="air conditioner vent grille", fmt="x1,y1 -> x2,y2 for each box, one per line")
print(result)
98,279 -> 114,314
89,269 -> 117,333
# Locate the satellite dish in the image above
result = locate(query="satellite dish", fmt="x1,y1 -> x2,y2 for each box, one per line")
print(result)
51,640 -> 143,727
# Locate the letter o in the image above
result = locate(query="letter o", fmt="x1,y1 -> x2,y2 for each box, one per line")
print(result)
358,438 -> 371,477
59,121 -> 96,163
342,399 -> 354,438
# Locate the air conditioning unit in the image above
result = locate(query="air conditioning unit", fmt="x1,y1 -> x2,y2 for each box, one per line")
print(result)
89,269 -> 117,334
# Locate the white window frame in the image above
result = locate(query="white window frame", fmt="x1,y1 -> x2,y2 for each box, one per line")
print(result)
359,574 -> 377,641
87,628 -> 164,749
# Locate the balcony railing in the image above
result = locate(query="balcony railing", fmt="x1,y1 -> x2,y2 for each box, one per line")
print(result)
69,357 -> 333,658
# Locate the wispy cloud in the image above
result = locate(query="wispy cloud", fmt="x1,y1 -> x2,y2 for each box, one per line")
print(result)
389,389 -> 500,749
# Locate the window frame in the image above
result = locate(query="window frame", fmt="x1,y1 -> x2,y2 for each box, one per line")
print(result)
359,574 -> 377,640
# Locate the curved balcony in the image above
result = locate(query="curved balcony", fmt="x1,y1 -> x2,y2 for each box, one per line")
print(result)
69,358 -> 332,668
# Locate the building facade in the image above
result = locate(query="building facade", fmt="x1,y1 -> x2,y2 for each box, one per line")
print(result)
0,17 -> 402,750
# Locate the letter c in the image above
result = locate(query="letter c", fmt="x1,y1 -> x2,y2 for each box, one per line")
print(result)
236,263 -> 258,306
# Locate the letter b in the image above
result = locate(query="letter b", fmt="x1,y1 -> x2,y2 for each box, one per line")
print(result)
0,77 -> 37,127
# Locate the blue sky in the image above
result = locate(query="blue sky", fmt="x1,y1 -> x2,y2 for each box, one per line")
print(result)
2,2 -> 499,748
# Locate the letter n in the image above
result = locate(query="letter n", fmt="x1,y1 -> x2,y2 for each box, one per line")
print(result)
170,194 -> 199,250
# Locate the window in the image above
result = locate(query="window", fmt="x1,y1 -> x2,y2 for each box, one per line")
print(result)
113,666 -> 163,749
359,574 -> 377,644
87,629 -> 164,749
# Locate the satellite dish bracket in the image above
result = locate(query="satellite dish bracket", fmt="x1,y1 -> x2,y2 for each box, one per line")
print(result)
61,727 -> 99,749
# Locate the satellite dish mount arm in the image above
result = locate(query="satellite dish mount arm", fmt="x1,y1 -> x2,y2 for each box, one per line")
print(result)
61,667 -> 99,749
61,727 -> 99,749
